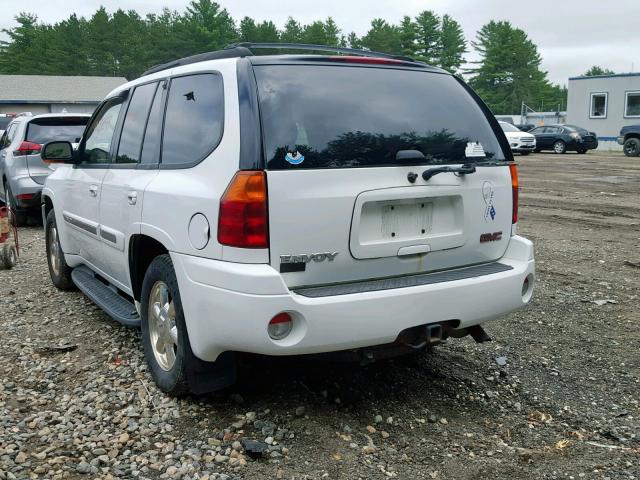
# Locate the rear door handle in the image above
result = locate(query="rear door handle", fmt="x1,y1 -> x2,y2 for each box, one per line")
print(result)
89,185 -> 98,197
127,191 -> 137,205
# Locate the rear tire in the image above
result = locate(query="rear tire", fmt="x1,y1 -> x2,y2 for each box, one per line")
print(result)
553,140 -> 566,154
623,138 -> 640,157
140,254 -> 236,395
4,183 -> 27,227
141,255 -> 191,396
45,210 -> 75,290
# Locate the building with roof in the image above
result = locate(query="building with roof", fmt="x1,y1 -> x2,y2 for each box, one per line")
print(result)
566,72 -> 640,150
0,74 -> 127,115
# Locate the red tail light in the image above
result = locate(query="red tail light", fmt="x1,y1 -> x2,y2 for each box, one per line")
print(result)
218,171 -> 269,248
509,164 -> 519,224
14,141 -> 41,156
328,56 -> 411,65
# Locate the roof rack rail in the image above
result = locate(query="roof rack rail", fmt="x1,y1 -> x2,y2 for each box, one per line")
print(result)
140,42 -> 417,77
228,42 -> 416,62
141,46 -> 253,77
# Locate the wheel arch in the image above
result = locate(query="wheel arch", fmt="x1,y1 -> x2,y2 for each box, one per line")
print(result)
624,132 -> 640,142
129,234 -> 169,302
42,194 -> 54,218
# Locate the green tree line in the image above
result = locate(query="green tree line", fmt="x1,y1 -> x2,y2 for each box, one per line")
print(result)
0,0 -> 568,114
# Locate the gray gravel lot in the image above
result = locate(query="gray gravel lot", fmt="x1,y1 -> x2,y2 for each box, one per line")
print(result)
1,152 -> 639,479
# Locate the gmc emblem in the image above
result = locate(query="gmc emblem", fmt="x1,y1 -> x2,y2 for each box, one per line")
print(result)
480,231 -> 502,243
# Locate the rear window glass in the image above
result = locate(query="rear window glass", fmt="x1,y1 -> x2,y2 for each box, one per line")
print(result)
26,117 -> 88,144
254,65 -> 505,169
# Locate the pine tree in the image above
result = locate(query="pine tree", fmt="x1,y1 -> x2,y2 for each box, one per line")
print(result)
86,7 -> 116,75
300,19 -> 340,46
468,20 -> 552,114
323,18 -> 340,46
414,10 -> 440,64
180,0 -> 237,54
0,13 -> 50,73
439,14 -> 465,73
347,32 -> 361,49
281,17 -> 303,43
584,65 -> 615,76
399,16 -> 417,57
360,19 -> 402,55
239,17 -> 258,42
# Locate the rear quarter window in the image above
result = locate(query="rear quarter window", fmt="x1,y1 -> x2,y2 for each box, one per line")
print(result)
254,65 -> 505,170
161,73 -> 224,167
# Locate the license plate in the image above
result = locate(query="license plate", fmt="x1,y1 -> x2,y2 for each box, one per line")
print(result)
381,201 -> 433,240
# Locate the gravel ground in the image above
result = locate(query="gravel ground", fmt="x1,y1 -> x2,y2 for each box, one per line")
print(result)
1,152 -> 639,480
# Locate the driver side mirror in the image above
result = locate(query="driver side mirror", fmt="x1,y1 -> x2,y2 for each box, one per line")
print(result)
42,141 -> 77,164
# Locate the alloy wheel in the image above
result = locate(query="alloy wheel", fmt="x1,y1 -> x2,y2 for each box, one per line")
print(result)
553,141 -> 565,154
48,224 -> 61,276
148,281 -> 178,371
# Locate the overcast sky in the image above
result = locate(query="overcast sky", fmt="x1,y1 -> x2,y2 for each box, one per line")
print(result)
1,0 -> 638,85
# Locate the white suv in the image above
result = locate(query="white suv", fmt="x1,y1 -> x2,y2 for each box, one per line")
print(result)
41,44 -> 535,395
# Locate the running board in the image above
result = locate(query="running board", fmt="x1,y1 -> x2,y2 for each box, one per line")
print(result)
71,265 -> 141,327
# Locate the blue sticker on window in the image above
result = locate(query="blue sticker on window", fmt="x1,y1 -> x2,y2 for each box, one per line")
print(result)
285,151 -> 305,165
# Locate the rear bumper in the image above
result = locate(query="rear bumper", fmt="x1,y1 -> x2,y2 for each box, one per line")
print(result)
578,139 -> 598,150
173,236 -> 535,362
7,175 -> 42,211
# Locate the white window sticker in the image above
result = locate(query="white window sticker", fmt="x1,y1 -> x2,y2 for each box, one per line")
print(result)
465,142 -> 485,158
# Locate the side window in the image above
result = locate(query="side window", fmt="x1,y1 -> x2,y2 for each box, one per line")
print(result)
82,100 -> 124,165
161,73 -> 224,166
140,81 -> 166,164
116,82 -> 158,164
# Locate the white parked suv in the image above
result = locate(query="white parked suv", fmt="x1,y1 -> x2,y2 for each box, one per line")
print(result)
41,43 -> 535,395
498,121 -> 536,155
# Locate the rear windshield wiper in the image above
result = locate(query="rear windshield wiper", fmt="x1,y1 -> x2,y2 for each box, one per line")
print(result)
422,164 -> 476,181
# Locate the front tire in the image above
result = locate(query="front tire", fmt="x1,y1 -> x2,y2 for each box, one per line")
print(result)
553,140 -> 566,154
623,138 -> 640,157
45,210 -> 75,290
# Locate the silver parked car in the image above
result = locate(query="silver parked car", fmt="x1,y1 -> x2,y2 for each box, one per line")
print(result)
0,113 -> 90,225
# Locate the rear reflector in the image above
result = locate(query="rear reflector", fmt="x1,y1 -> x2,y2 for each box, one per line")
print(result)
509,163 -> 519,224
217,171 -> 269,248
16,193 -> 34,200
14,141 -> 41,156
268,312 -> 293,340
